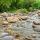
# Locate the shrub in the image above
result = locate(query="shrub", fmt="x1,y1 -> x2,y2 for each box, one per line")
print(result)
32,0 -> 40,9
0,0 -> 39,12
16,8 -> 28,14
0,0 -> 16,12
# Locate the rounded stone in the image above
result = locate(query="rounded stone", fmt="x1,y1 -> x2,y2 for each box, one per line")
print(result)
2,36 -> 13,40
1,32 -> 8,37
33,20 -> 40,25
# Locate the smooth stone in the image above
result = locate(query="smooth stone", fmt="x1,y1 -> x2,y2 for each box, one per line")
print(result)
20,16 -> 29,20
33,20 -> 40,25
32,24 -> 36,28
15,39 -> 19,40
7,16 -> 19,23
37,11 -> 40,16
2,36 -> 13,40
1,33 -> 8,37
31,33 -> 36,38
1,12 -> 8,17
32,24 -> 40,32
24,37 -> 32,40
2,21 -> 8,25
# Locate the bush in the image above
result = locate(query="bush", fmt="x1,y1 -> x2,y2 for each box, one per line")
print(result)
16,0 -> 35,9
32,0 -> 40,9
0,0 -> 40,12
16,8 -> 28,14
0,0 -> 16,12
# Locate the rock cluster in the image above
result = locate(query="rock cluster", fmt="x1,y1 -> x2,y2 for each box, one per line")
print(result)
0,12 -> 29,24
0,11 -> 40,40
32,11 -> 40,32
0,12 -> 31,40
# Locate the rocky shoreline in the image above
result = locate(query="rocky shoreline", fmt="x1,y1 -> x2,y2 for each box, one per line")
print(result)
0,10 -> 40,40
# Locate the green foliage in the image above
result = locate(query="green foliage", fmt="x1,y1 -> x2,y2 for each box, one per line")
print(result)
32,0 -> 40,9
16,0 -> 25,8
0,0 -> 40,12
16,0 -> 35,9
0,0 -> 16,12
16,8 -> 28,13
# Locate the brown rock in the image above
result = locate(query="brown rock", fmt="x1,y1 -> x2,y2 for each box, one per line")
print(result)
1,12 -> 8,17
32,24 -> 36,28
21,16 -> 28,20
32,23 -> 40,32
31,33 -> 36,38
33,20 -> 40,25
15,39 -> 19,40
24,38 -> 32,40
2,21 -> 8,25
18,16 -> 29,20
37,11 -> 40,16
38,13 -> 40,16
7,16 -> 19,23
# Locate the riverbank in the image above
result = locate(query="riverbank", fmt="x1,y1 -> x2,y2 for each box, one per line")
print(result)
0,10 -> 40,40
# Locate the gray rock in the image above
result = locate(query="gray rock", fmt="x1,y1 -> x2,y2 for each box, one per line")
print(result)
32,24 -> 40,32
37,11 -> 40,16
33,20 -> 40,25
2,36 -> 13,40
0,33 -> 8,37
